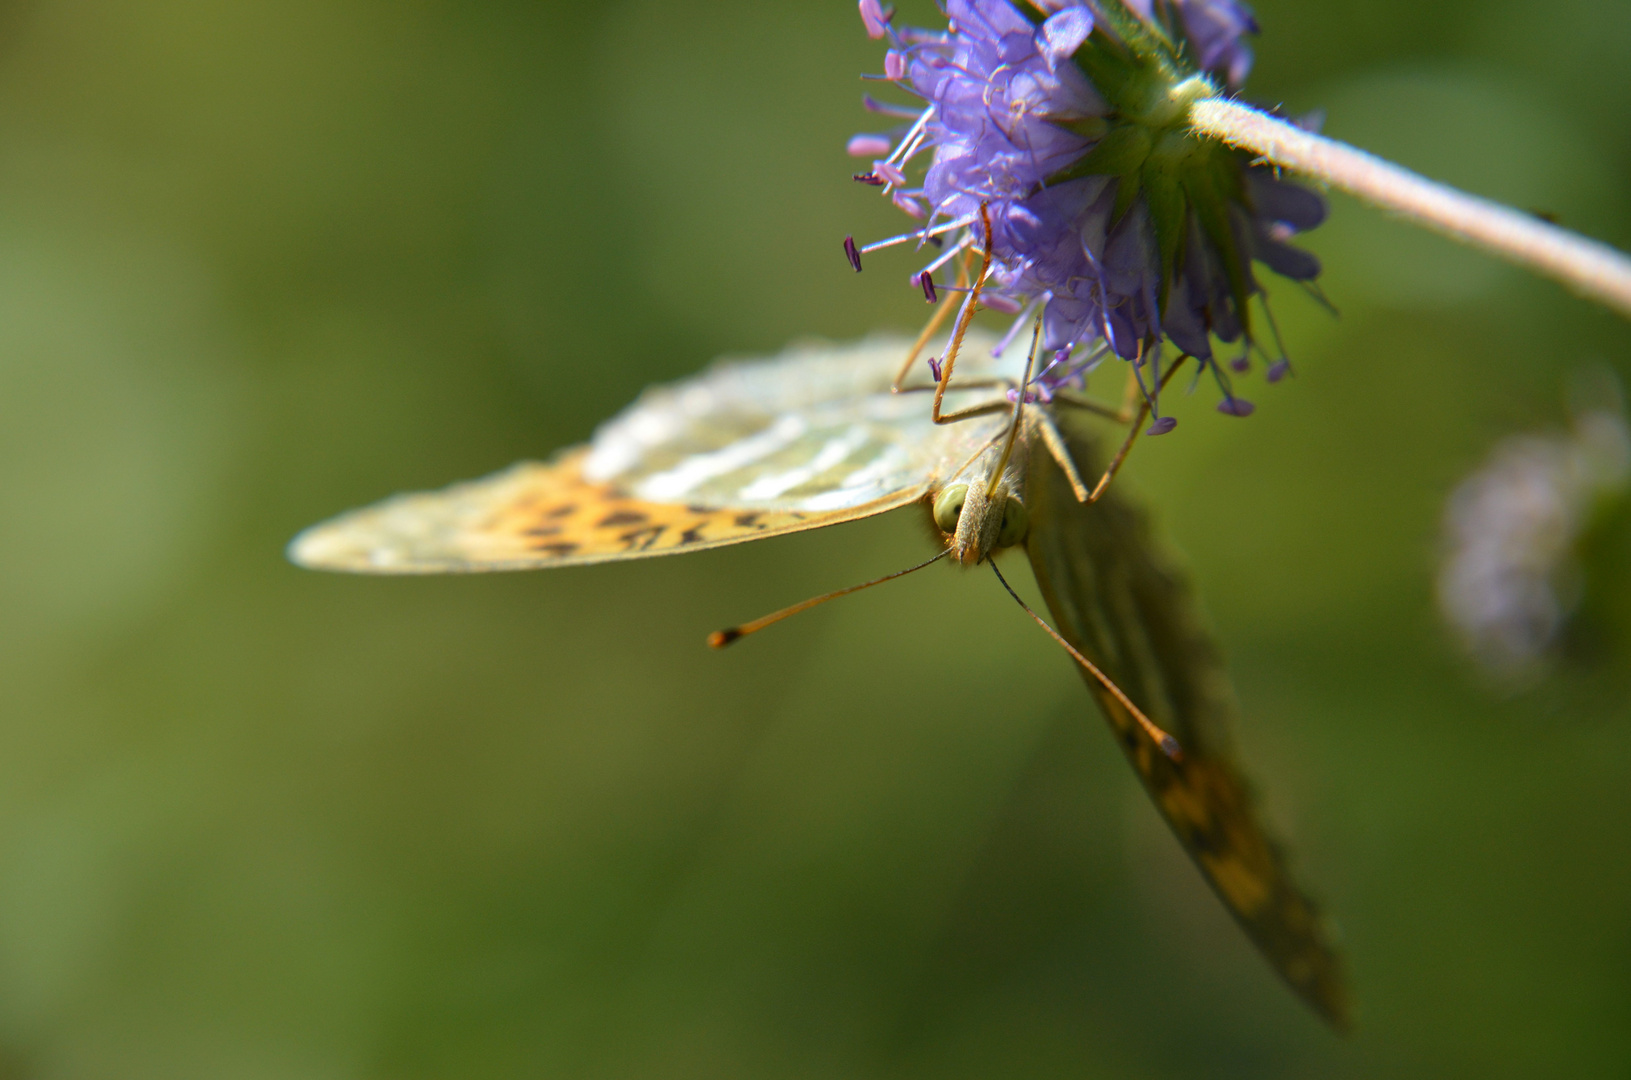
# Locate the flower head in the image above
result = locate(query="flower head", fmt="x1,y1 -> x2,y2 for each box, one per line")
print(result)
1438,396 -> 1631,682
847,0 -> 1324,426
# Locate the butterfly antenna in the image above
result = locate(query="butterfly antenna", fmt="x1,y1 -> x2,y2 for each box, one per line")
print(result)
989,560 -> 1183,761
709,549 -> 951,649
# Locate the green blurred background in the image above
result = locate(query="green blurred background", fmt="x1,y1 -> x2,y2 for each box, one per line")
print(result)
1,0 -> 1629,1076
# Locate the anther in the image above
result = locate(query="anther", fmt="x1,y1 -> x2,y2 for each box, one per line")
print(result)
1267,359 -> 1291,383
927,356 -> 943,381
872,161 -> 906,186
852,172 -> 887,186
847,134 -> 893,157
1216,396 -> 1256,417
918,272 -> 938,303
844,235 -> 863,272
1147,416 -> 1178,436
859,0 -> 892,39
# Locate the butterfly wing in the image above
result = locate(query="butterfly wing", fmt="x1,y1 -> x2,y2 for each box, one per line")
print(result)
1024,421 -> 1351,1029
291,335 -> 1016,573
286,448 -> 935,573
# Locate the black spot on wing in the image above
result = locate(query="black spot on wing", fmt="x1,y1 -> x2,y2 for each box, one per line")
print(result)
598,509 -> 650,527
620,525 -> 667,551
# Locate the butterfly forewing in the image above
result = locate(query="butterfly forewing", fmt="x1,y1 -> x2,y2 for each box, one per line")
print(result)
1024,421 -> 1351,1030
290,335 -> 1013,573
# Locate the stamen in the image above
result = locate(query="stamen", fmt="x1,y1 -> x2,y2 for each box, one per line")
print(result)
1299,279 -> 1340,317
916,232 -> 973,276
844,235 -> 863,272
1207,357 -> 1254,417
859,213 -> 977,256
990,294 -> 1043,357
882,105 -> 933,168
889,124 -> 929,171
709,549 -> 949,648
1088,355 -> 1190,502
892,245 -> 970,392
894,26 -> 949,45
872,161 -> 907,187
853,172 -> 888,186
1259,290 -> 1291,362
927,356 -> 943,381
858,0 -> 891,38
847,134 -> 893,157
989,561 -> 1182,762
918,272 -> 938,303
862,95 -> 924,118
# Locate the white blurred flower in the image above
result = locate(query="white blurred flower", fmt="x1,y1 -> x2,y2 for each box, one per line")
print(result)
1437,389 -> 1631,680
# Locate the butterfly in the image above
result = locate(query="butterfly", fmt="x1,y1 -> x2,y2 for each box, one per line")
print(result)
290,332 -> 1351,1029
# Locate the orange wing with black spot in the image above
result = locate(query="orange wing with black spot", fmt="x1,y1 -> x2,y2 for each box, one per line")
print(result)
288,447 -> 927,574
1025,422 -> 1351,1030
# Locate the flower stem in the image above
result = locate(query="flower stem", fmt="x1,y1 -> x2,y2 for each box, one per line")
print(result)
1190,98 -> 1631,321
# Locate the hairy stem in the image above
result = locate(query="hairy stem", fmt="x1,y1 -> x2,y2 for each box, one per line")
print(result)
1191,97 -> 1631,321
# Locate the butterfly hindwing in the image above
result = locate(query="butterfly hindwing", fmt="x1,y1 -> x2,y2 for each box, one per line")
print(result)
1024,421 -> 1351,1029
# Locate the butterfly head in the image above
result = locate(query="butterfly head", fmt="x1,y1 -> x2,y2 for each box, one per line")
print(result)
933,443 -> 1030,566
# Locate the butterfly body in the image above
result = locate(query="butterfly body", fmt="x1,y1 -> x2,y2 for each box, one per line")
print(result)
291,333 -> 1350,1028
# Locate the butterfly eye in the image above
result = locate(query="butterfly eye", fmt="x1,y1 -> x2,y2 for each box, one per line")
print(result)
997,496 -> 1029,548
933,483 -> 969,533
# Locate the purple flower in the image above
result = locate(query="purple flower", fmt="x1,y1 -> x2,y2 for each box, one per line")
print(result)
845,0 -> 1324,423
858,0 -> 891,39
1122,0 -> 1259,87
1438,399 -> 1631,680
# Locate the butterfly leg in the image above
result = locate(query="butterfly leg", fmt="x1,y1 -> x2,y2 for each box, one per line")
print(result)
1044,356 -> 1150,425
1049,390 -> 1134,424
931,204 -> 994,425
981,307 -> 1046,496
1030,411 -> 1092,502
930,399 -> 1015,424
1081,354 -> 1189,503
895,376 -> 1017,395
